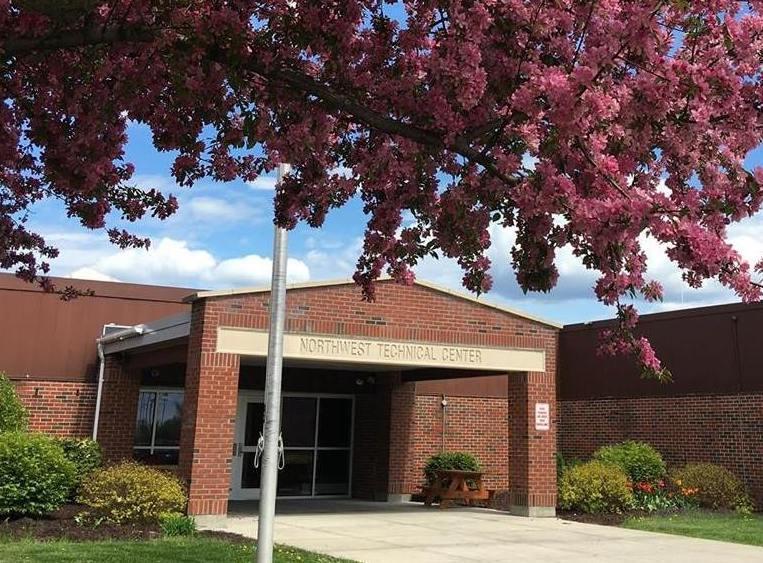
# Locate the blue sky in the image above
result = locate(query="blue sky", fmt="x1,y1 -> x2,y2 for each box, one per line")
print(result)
20,121 -> 763,326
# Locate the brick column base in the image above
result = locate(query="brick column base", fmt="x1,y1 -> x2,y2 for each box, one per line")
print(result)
508,372 -> 557,517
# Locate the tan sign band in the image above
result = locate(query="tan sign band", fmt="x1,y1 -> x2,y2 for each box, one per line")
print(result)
216,328 -> 545,372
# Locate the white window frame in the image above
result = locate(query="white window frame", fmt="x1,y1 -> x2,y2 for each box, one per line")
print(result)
133,387 -> 184,457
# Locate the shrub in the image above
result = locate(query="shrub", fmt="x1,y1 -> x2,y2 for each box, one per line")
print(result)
559,460 -> 634,513
78,461 -> 187,523
57,437 -> 103,483
593,441 -> 666,483
159,512 -> 197,536
0,372 -> 27,433
556,452 -> 583,480
671,463 -> 754,512
0,431 -> 76,516
423,451 -> 480,483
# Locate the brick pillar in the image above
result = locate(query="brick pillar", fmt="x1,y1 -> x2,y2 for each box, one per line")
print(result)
508,372 -> 556,517
387,379 -> 417,500
97,355 -> 140,462
179,300 -> 240,516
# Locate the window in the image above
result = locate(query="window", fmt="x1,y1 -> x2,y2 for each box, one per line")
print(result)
133,389 -> 183,465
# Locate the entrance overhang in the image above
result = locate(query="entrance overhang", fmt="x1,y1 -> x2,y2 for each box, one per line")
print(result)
216,327 -> 546,372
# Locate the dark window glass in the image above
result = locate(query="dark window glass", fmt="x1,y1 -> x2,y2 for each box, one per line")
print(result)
133,448 -> 179,465
241,452 -> 262,489
277,450 -> 314,496
281,397 -> 316,447
154,392 -> 183,446
317,398 -> 352,447
133,390 -> 184,465
244,402 -> 265,447
134,392 -> 155,446
315,450 -> 350,495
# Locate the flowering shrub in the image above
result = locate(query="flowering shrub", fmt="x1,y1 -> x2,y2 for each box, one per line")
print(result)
631,480 -> 696,512
559,461 -> 634,514
593,441 -> 666,484
671,463 -> 754,513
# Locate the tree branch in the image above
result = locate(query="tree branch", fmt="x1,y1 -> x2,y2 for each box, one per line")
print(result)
2,25 -> 153,56
3,23 -> 520,186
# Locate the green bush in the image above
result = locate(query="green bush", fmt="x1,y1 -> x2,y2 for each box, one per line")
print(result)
559,460 -> 634,513
0,431 -> 76,516
423,451 -> 480,483
159,512 -> 197,536
57,437 -> 103,482
78,461 -> 187,523
671,463 -> 754,512
593,441 -> 666,483
556,452 -> 583,480
0,372 -> 27,433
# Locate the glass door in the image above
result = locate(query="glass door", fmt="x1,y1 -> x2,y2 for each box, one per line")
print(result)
230,394 -> 264,500
230,393 -> 354,501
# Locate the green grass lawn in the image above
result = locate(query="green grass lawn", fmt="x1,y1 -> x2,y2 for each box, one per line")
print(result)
623,510 -> 763,547
0,536 -> 355,563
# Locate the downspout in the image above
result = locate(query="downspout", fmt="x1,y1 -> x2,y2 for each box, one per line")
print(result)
92,341 -> 106,440
91,325 -> 146,441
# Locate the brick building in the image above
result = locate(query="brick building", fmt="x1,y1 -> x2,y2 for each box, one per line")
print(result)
8,272 -> 759,514
1,274 -> 560,517
560,303 -> 763,506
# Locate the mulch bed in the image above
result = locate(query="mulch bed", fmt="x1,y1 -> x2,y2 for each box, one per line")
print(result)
0,505 -> 162,541
557,510 -> 630,526
0,504 -> 251,543
557,509 -> 682,526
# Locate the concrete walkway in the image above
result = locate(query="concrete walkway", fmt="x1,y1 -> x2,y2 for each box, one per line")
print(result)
197,500 -> 763,562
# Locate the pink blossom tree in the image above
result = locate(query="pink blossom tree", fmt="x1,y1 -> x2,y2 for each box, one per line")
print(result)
3,0 -> 763,379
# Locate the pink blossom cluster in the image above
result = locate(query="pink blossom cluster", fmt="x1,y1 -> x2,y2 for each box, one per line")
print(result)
2,1 -> 763,377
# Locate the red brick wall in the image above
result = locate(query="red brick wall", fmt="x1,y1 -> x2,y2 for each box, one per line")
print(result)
403,393 -> 509,492
12,379 -> 97,437
559,393 -> 763,506
387,382 -> 418,495
97,357 -> 140,461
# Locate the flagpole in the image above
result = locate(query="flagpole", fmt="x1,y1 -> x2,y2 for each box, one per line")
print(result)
256,162 -> 291,563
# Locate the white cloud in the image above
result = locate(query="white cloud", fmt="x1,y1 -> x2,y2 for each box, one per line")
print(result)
248,176 -> 277,191
412,212 -> 763,323
65,237 -> 310,289
68,267 -> 120,283
184,196 -> 261,223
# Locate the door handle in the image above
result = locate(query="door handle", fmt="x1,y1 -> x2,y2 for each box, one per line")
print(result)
232,442 -> 238,457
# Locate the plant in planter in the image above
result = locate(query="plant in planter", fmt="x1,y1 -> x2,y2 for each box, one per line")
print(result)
423,451 -> 481,484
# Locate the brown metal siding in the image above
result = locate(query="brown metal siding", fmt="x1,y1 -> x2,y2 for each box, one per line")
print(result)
0,274 -> 193,382
560,302 -> 763,399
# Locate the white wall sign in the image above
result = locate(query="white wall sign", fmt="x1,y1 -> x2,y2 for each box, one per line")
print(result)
535,403 -> 550,431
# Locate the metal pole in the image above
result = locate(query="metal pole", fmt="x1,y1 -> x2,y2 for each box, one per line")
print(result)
256,163 -> 291,563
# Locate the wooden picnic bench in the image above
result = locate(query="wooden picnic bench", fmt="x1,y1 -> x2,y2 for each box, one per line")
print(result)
422,469 -> 492,509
